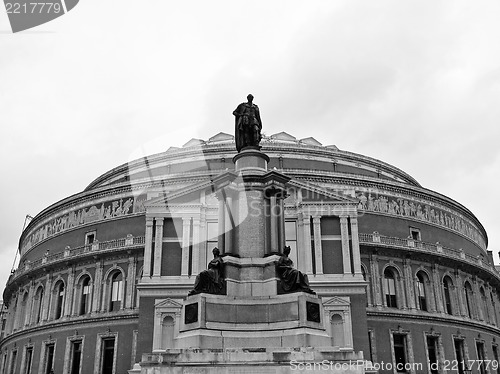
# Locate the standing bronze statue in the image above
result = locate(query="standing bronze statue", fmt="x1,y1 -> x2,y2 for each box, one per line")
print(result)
233,94 -> 262,152
189,247 -> 225,295
277,246 -> 315,294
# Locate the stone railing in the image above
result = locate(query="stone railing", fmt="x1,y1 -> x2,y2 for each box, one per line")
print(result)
359,232 -> 495,274
9,235 -> 145,283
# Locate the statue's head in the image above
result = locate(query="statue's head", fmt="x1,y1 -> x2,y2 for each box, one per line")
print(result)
247,94 -> 254,102
212,247 -> 220,256
283,246 -> 291,255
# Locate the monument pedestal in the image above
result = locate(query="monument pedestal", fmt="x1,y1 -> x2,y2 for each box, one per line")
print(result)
176,292 -> 330,349
139,146 -> 369,373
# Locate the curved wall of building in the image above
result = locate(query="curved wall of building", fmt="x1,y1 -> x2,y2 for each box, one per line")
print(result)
0,132 -> 497,374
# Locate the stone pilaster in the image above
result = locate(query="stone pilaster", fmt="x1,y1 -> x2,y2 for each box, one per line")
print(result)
312,216 -> 323,274
218,198 -> 225,251
454,272 -> 466,317
403,259 -> 415,310
224,196 -> 233,255
340,216 -> 351,274
153,218 -> 164,277
143,217 -> 154,277
181,218 -> 191,276
191,218 -> 201,275
296,213 -> 305,270
270,195 -> 279,251
64,266 -> 75,317
126,256 -> 137,309
26,281 -> 35,327
349,216 -> 362,275
92,260 -> 103,313
369,253 -> 382,307
431,265 -> 444,314
42,274 -> 53,321
473,278 -> 484,321
302,215 -> 313,274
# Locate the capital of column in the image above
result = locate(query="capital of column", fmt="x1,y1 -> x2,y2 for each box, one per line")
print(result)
155,217 -> 164,226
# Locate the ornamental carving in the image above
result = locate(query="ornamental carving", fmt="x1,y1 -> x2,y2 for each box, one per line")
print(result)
356,191 -> 485,249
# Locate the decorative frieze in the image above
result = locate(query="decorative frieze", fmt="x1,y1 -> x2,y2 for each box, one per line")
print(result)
356,190 -> 485,249
21,194 -> 148,253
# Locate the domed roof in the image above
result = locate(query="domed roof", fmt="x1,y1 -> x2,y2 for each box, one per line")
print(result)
84,132 -> 421,191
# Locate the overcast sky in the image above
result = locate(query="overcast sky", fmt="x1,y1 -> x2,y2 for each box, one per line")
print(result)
1,1 -> 499,294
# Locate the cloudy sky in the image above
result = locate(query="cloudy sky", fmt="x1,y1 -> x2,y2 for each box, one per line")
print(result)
1,1 -> 499,292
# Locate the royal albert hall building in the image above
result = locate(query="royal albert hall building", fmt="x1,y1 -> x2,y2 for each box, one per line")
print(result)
1,132 -> 499,374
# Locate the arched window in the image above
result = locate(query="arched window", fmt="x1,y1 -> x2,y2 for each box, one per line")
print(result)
384,268 -> 397,308
480,287 -> 490,323
443,276 -> 453,315
464,282 -> 474,318
109,272 -> 123,312
79,276 -> 92,315
416,272 -> 427,311
54,281 -> 65,320
34,287 -> 44,324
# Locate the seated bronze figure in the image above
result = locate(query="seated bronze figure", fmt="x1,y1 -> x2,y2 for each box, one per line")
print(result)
189,247 -> 225,295
277,246 -> 315,294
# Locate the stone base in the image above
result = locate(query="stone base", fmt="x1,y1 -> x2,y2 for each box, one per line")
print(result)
233,147 -> 270,173
140,348 -> 370,374
177,293 -> 331,349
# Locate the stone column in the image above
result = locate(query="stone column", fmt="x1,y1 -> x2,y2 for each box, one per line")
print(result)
64,266 -> 76,317
302,215 -> 313,274
431,265 -> 444,314
143,217 -> 154,277
370,253 -> 382,307
181,218 -> 191,276
313,216 -> 323,274
340,216 -> 352,274
153,218 -> 164,277
191,218 -> 201,275
403,259 -> 415,310
199,212 -> 207,272
218,198 -> 225,250
42,274 -> 53,321
126,256 -> 137,309
349,216 -> 362,275
92,260 -> 103,313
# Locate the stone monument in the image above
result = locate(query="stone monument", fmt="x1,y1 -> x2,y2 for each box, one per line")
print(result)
137,96 -> 368,374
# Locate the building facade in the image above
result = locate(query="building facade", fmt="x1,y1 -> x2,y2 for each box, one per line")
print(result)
1,132 -> 498,374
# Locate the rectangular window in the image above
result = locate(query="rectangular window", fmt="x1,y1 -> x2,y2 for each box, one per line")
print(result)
70,340 -> 82,374
476,341 -> 486,374
393,334 -> 407,372
9,350 -> 17,374
23,347 -> 33,374
427,336 -> 439,374
85,231 -> 96,245
454,339 -> 466,374
409,227 -> 421,241
101,338 -> 115,374
44,344 -> 55,374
